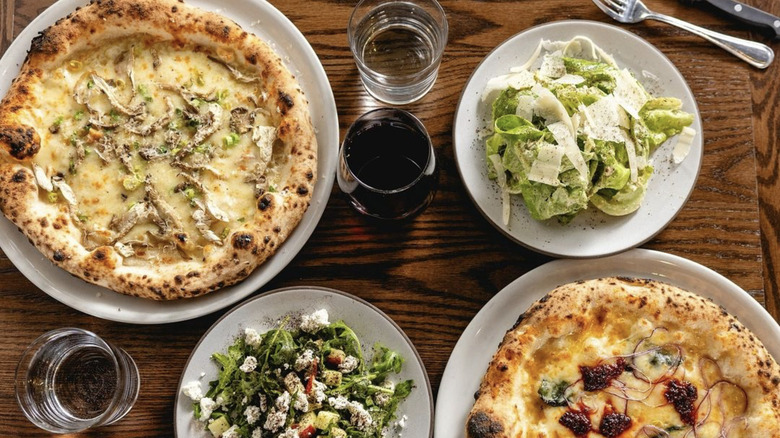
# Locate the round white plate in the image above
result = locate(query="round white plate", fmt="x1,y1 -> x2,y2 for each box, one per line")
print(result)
434,248 -> 780,438
453,20 -> 703,258
174,287 -> 434,437
0,0 -> 338,323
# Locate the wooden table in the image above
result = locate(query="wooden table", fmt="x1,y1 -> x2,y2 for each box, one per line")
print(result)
0,0 -> 778,436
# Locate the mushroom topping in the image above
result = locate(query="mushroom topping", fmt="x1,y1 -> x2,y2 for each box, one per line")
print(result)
114,49 -> 136,91
109,202 -> 158,243
138,145 -> 170,161
179,172 -> 229,223
207,55 -> 260,83
144,176 -> 184,233
51,176 -> 78,206
165,130 -> 183,150
114,142 -> 134,175
90,73 -> 144,117
88,114 -> 122,129
69,141 -> 86,174
151,49 -> 161,69
160,83 -> 218,108
245,173 -> 268,198
113,241 -> 136,258
33,164 -> 54,192
124,96 -> 175,136
94,135 -> 118,164
192,208 -> 222,244
252,124 -> 276,175
229,107 -> 255,134
73,73 -> 98,113
175,103 -> 224,159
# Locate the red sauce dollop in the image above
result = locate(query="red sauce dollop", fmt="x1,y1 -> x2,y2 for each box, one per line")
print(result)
580,358 -> 626,391
664,378 -> 698,425
559,410 -> 592,437
599,409 -> 632,437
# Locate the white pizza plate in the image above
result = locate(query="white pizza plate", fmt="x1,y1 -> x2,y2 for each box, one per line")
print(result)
453,20 -> 703,258
434,248 -> 780,438
174,286 -> 434,437
0,0 -> 338,323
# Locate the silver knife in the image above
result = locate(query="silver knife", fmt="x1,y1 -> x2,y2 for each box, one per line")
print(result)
681,0 -> 780,38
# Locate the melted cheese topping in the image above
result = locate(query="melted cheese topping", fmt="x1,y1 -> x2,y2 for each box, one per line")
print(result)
22,37 -> 283,263
526,318 -> 749,437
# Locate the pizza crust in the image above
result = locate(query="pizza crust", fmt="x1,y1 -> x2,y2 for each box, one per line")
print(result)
467,277 -> 780,437
0,0 -> 317,299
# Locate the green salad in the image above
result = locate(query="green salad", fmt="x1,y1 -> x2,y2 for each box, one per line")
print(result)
182,309 -> 413,438
482,36 -> 696,224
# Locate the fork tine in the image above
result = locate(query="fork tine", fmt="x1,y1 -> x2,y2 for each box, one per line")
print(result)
592,0 -> 617,15
605,0 -> 626,12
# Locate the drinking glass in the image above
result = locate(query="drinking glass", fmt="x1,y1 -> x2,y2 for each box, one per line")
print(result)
348,0 -> 448,104
15,328 -> 140,433
338,108 -> 438,220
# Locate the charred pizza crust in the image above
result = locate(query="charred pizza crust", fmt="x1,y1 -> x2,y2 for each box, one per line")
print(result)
467,277 -> 780,438
0,0 -> 317,299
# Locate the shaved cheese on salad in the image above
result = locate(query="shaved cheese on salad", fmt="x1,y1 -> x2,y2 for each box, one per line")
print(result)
528,142 -> 565,186
482,70 -> 535,102
483,36 -> 695,224
547,122 -> 589,183
673,126 -> 697,164
488,154 -> 511,226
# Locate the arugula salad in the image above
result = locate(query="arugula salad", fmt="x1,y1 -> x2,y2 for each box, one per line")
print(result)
482,36 -> 697,224
182,309 -> 413,438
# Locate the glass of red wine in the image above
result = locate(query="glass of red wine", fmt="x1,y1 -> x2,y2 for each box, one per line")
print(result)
338,108 -> 438,220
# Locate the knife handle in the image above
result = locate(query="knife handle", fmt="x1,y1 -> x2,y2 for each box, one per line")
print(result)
701,0 -> 780,38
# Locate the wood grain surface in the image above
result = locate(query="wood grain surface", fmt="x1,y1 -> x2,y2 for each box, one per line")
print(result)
0,0 -> 778,436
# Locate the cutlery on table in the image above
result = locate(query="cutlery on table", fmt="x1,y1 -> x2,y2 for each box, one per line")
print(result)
679,0 -> 780,39
592,0 -> 774,68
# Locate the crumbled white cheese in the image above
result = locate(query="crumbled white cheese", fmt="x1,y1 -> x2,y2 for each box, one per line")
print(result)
251,429 -> 263,438
278,428 -> 298,438
275,391 -> 291,411
374,391 -> 391,407
310,380 -> 327,404
222,425 -> 241,438
259,394 -> 268,412
347,401 -> 373,431
199,397 -> 216,421
216,395 -> 226,407
263,406 -> 287,432
339,355 -> 359,373
293,391 -> 309,413
300,309 -> 330,333
244,328 -> 262,348
181,380 -> 203,402
244,405 -> 261,425
328,396 -> 374,432
328,395 -> 349,410
295,349 -> 315,371
240,356 -> 258,373
398,414 -> 408,428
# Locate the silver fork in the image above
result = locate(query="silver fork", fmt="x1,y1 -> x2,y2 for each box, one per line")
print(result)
592,0 -> 774,69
